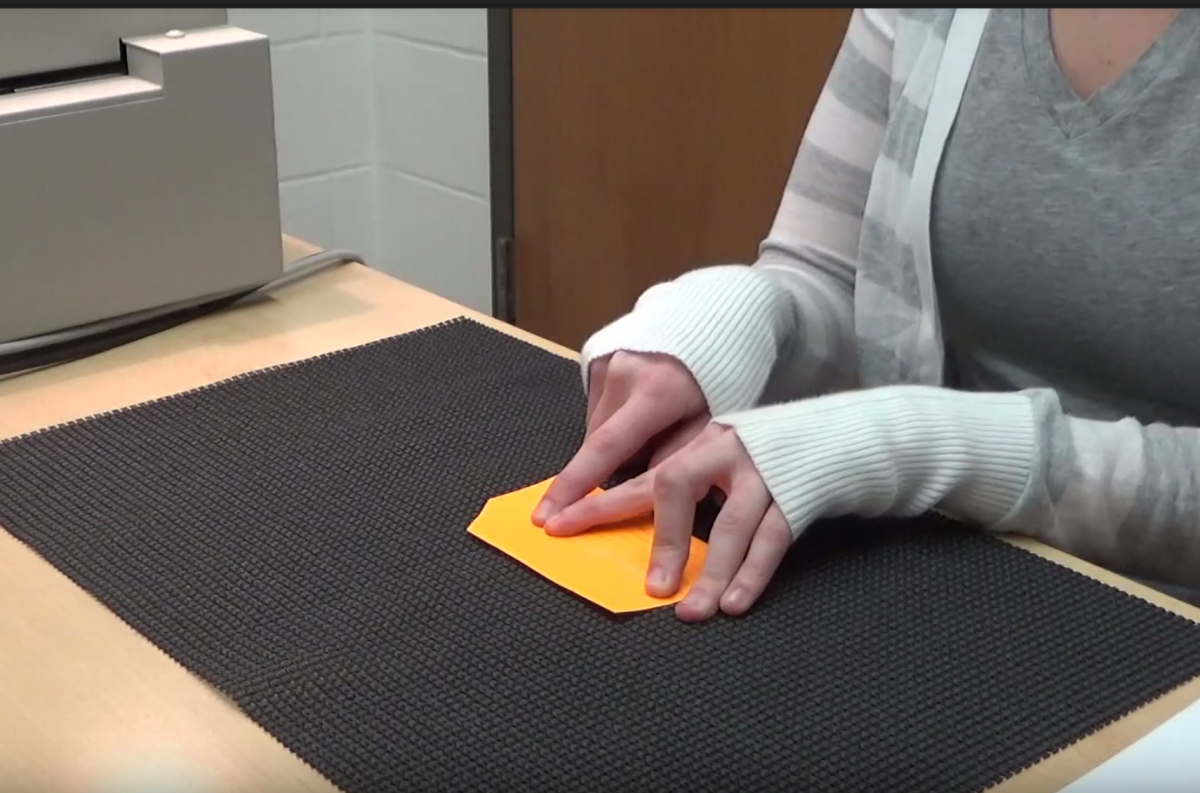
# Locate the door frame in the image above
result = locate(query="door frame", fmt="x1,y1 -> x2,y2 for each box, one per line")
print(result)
487,8 -> 516,323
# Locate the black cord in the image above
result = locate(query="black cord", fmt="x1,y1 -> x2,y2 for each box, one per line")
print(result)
0,288 -> 256,377
0,249 -> 365,380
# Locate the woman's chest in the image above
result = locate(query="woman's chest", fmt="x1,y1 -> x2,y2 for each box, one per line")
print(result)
929,10 -> 1200,420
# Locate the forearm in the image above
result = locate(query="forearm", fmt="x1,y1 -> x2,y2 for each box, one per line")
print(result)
755,244 -> 857,403
755,5 -> 895,400
580,265 -> 800,416
716,383 -> 1200,590
581,8 -> 892,413
713,386 -> 1037,536
1002,390 -> 1200,588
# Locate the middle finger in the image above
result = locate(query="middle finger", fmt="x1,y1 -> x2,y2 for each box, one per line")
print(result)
647,436 -> 727,597
676,473 -> 771,622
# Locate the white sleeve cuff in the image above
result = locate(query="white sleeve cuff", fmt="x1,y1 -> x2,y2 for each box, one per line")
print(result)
713,386 -> 1038,539
580,265 -> 797,417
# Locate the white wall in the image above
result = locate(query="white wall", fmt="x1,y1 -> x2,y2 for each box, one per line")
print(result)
227,9 -> 493,315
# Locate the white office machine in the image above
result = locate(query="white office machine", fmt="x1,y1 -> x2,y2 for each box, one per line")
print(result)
0,10 -> 360,375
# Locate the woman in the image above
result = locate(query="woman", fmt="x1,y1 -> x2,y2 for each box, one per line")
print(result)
531,9 -> 1200,621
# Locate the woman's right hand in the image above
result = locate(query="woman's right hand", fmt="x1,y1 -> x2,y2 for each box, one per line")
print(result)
531,350 -> 708,526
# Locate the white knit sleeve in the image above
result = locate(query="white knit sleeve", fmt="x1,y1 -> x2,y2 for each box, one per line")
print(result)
580,265 -> 797,416
713,385 -> 1038,537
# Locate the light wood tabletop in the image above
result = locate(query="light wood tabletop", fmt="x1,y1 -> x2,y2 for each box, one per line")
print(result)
0,235 -> 1196,793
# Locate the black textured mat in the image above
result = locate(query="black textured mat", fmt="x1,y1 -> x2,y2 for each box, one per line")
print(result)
2,317 -> 1200,792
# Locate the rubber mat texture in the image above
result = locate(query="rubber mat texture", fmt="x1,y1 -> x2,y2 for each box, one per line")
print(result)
2,318 -> 1200,792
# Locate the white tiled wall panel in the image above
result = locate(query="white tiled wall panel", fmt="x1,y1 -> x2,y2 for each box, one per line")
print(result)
373,8 -> 489,54
380,170 -> 493,315
269,38 -> 371,180
374,37 -> 490,198
227,8 -> 492,314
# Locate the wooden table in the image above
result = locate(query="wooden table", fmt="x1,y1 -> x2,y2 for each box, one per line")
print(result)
1,236 -> 1196,793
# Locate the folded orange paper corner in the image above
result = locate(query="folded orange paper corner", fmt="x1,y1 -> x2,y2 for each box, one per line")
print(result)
467,478 -> 707,613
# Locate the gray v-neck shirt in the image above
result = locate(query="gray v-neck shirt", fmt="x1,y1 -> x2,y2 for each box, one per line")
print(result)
931,8 -> 1200,427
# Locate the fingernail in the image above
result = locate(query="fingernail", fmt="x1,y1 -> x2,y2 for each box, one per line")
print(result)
532,502 -> 553,525
646,567 -> 665,590
675,592 -> 706,622
680,589 -> 718,621
722,586 -> 745,612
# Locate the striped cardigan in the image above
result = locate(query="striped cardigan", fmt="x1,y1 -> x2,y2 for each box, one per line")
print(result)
581,9 -> 1200,590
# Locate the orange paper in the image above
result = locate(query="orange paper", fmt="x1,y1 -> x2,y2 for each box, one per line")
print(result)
467,478 -> 708,613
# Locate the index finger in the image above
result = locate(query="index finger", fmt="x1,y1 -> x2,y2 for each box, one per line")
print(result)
543,472 -> 654,536
534,395 -> 678,524
646,443 -> 724,598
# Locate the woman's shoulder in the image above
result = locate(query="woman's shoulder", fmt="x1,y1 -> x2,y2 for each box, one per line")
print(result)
861,8 -> 962,39
857,9 -> 967,82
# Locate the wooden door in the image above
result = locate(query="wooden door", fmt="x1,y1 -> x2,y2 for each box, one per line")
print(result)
508,8 -> 851,351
